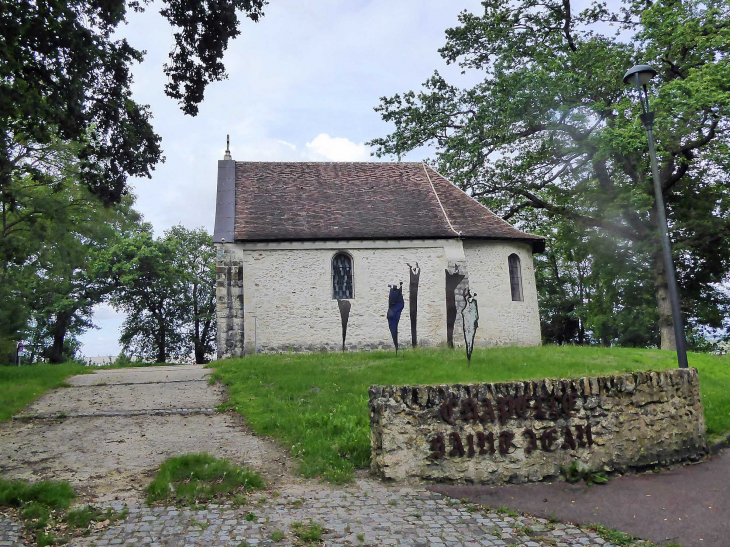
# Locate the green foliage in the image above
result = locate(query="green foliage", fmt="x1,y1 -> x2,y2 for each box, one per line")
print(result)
0,478 -> 75,544
561,461 -> 609,485
2,0 -> 270,358
145,453 -> 265,506
588,523 -> 642,546
166,225 -> 217,363
1,0 -> 268,215
0,363 -> 91,421
64,505 -> 128,529
101,225 -> 216,363
290,520 -> 325,543
370,0 -> 730,348
270,530 -> 286,541
0,136 -> 144,364
37,531 -> 59,547
0,478 -> 129,545
211,346 -> 730,482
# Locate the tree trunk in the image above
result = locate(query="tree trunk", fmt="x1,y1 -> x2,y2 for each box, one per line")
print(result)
157,326 -> 166,364
652,250 -> 676,351
578,271 -> 585,345
47,311 -> 72,364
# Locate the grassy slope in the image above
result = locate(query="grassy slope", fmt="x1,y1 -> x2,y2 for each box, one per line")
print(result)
0,363 -> 91,421
210,346 -> 730,483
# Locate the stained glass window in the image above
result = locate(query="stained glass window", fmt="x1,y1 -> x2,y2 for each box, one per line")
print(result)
332,253 -> 353,299
508,253 -> 523,302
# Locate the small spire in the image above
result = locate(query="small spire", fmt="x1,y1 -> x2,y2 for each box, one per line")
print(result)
224,134 -> 232,160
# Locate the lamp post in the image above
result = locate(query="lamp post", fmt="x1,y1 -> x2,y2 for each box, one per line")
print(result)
623,64 -> 688,369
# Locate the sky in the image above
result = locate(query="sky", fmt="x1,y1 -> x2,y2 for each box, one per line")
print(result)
78,0 -> 489,357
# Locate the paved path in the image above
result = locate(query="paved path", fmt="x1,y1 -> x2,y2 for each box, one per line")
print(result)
69,482 -> 612,547
0,365 -> 284,502
433,451 -> 730,547
0,365 -> 632,546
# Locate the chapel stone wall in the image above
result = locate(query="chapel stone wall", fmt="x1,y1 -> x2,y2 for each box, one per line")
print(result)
215,239 -> 542,355
463,240 -> 542,347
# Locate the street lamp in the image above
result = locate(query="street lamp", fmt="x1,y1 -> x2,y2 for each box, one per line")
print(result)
623,64 -> 688,368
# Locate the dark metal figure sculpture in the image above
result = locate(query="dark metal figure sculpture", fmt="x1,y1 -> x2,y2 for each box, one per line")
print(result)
461,289 -> 479,365
387,282 -> 404,354
445,267 -> 465,348
337,299 -> 351,352
406,262 -> 420,348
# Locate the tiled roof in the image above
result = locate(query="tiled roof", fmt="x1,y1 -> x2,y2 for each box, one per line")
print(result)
233,162 -> 544,251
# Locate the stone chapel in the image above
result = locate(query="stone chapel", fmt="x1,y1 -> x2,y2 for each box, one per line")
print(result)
213,151 -> 544,358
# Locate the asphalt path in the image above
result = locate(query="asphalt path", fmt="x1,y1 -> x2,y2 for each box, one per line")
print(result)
431,451 -> 730,546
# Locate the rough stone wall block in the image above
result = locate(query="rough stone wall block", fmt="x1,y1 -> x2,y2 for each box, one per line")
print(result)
369,368 -> 708,484
215,247 -> 245,360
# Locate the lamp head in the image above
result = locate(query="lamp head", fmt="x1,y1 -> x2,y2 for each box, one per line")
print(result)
623,65 -> 657,88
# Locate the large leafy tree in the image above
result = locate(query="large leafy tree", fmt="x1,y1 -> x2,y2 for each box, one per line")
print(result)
0,137 -> 141,363
1,0 -> 267,209
370,0 -> 730,350
2,0 -> 267,359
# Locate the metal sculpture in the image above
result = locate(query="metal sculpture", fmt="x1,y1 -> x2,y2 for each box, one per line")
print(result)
337,299 -> 351,352
406,262 -> 420,348
445,267 -> 465,348
461,289 -> 479,365
387,282 -> 404,354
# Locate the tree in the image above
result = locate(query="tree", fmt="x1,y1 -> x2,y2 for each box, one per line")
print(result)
0,137 -> 141,363
166,226 -> 217,364
103,226 -> 216,363
103,229 -> 185,363
1,0 -> 267,212
370,0 -> 730,350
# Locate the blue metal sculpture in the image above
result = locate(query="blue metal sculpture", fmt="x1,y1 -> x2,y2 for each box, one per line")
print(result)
387,282 -> 404,354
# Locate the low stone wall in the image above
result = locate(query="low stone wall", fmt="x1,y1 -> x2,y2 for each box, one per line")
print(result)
369,368 -> 708,484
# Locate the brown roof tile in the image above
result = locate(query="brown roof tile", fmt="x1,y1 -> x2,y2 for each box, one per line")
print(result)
233,162 -> 544,251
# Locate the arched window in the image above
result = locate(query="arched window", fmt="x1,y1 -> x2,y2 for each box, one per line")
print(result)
508,253 -> 523,302
332,252 -> 354,299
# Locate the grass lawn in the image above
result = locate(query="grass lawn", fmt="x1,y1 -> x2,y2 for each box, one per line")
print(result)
0,363 -> 92,421
146,453 -> 264,506
210,346 -> 730,483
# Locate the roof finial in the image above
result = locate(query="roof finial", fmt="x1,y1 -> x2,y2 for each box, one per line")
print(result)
224,134 -> 232,160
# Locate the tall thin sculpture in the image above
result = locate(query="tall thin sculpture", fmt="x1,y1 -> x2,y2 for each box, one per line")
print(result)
461,289 -> 479,365
406,262 -> 420,348
387,282 -> 404,354
337,300 -> 351,352
445,267 -> 465,348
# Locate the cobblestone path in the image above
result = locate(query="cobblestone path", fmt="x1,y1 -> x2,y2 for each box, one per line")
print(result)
71,480 -> 614,547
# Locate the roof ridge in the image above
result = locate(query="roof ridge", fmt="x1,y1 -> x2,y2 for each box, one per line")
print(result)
424,164 -> 541,239
422,163 -> 460,237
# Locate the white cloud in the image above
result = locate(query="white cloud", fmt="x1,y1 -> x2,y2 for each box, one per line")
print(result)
304,133 -> 371,161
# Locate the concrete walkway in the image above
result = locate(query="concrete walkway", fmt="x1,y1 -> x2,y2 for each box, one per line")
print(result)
433,452 -> 730,547
0,365 -> 284,502
0,365 -> 634,546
